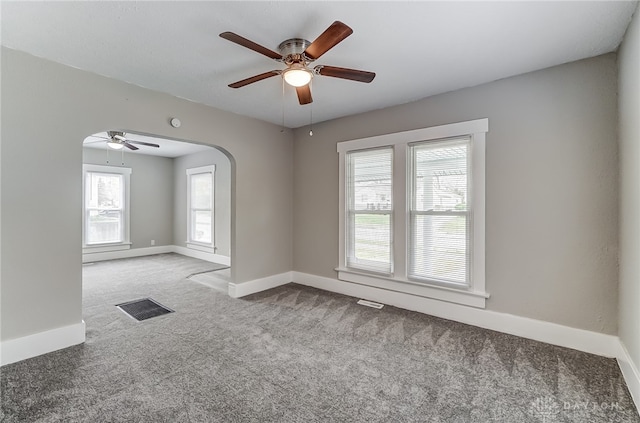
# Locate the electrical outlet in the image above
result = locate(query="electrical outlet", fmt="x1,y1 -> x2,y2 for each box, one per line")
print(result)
150,240 -> 155,246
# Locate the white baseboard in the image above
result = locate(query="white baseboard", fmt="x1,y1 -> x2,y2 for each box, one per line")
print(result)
229,271 -> 292,298
82,245 -> 231,266
172,245 -> 231,266
1,321 -> 86,366
617,341 -> 640,411
292,271 -> 620,358
82,245 -> 173,263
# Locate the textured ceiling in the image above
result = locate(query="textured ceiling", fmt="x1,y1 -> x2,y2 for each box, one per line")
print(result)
2,1 -> 637,129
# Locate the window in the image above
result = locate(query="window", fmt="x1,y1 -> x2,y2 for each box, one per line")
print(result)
337,119 -> 488,308
186,165 -> 215,251
346,148 -> 393,274
409,138 -> 470,285
83,164 -> 131,252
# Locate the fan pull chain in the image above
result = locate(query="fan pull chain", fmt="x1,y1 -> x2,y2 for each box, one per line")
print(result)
121,149 -> 125,165
106,148 -> 110,164
281,76 -> 285,132
309,88 -> 314,137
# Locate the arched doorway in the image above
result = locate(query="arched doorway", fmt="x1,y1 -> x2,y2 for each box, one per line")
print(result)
81,130 -> 234,295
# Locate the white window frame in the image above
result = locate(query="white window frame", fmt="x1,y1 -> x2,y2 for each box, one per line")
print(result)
82,164 -> 132,254
346,147 -> 394,274
408,137 -> 471,286
186,165 -> 216,253
337,119 -> 488,308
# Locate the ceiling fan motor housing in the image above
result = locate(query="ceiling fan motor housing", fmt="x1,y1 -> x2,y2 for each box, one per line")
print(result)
278,38 -> 312,62
107,130 -> 125,139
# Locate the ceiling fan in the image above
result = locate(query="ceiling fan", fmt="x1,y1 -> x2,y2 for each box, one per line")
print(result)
89,131 -> 160,151
220,21 -> 375,105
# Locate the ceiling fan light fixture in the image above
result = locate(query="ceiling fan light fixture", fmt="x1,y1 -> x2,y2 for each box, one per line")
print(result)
107,140 -> 124,150
283,67 -> 312,87
221,22 -> 375,106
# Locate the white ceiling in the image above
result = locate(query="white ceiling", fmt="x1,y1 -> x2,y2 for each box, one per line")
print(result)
2,1 -> 637,129
83,132 -> 213,158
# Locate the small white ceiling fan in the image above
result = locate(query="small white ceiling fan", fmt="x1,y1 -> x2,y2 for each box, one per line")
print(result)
85,131 -> 160,151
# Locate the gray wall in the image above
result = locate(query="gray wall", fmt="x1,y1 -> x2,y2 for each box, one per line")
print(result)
0,42 -> 626,347
173,149 -> 232,257
618,6 -> 640,375
1,47 -> 293,342
83,148 -> 174,249
293,53 -> 619,334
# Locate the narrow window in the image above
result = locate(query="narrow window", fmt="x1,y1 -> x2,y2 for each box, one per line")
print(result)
346,148 -> 393,274
187,165 -> 215,249
409,138 -> 470,285
83,164 -> 131,252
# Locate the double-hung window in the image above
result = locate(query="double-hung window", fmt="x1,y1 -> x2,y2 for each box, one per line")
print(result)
346,148 -> 393,274
409,138 -> 470,286
186,165 -> 215,252
338,119 -> 488,308
83,164 -> 131,253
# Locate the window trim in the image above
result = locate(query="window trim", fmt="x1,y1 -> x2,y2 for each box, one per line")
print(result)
82,164 -> 132,254
186,165 -> 216,253
337,119 -> 488,308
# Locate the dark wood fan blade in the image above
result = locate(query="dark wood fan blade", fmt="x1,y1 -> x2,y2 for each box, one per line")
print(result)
123,142 -> 139,150
128,141 -> 160,148
229,71 -> 279,88
220,32 -> 281,60
316,65 -> 376,83
304,21 -> 353,60
296,85 -> 313,105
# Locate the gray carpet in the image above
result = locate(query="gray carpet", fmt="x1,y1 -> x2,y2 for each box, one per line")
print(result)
1,253 -> 638,422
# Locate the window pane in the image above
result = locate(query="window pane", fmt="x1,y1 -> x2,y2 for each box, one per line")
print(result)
347,148 -> 392,273
414,142 -> 468,212
410,139 -> 470,284
191,173 -> 212,209
349,149 -> 392,211
87,209 -> 122,244
349,213 -> 391,270
410,214 -> 467,283
192,211 -> 212,244
86,172 -> 123,209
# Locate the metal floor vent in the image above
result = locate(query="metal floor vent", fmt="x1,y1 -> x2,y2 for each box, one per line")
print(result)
116,298 -> 174,321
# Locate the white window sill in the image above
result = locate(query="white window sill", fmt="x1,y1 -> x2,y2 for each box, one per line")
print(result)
335,267 -> 489,308
186,242 -> 216,254
83,242 -> 131,254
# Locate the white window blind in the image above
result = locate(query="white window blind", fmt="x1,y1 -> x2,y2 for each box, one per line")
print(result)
346,148 -> 393,273
85,171 -> 125,245
186,165 -> 215,249
409,138 -> 470,285
189,171 -> 213,245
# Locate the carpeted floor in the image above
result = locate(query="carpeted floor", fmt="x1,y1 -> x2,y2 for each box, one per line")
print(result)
1,253 -> 638,422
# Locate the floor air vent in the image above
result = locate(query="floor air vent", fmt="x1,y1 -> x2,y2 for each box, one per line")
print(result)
357,299 -> 384,309
116,298 -> 174,321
